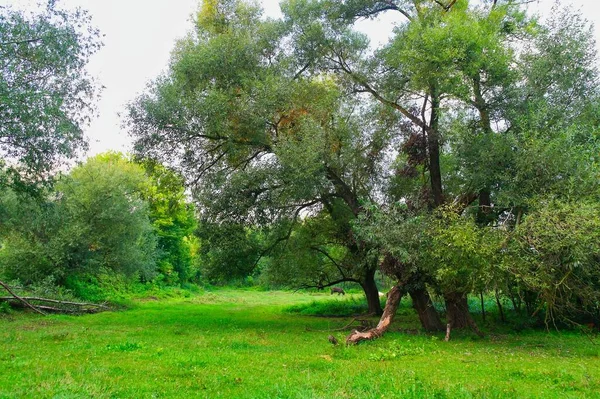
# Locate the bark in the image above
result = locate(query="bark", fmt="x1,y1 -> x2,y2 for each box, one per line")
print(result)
346,285 -> 404,344
0,297 -> 109,309
410,288 -> 444,331
444,323 -> 452,341
495,289 -> 506,322
444,291 -> 484,337
428,87 -> 444,207
444,292 -> 471,329
480,292 -> 486,322
362,267 -> 383,316
477,190 -> 492,225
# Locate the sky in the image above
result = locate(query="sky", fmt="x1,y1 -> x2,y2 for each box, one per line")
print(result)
3,0 -> 600,158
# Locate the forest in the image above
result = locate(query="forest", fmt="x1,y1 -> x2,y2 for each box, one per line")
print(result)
1,0 -> 600,397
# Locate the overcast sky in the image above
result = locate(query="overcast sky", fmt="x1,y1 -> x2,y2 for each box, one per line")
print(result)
3,0 -> 600,158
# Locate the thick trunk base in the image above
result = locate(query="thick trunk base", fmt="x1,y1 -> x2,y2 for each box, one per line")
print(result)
444,292 -> 483,337
362,268 -> 383,316
346,285 -> 404,345
410,288 -> 444,332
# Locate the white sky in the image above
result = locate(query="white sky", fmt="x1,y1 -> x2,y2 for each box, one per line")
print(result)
2,0 -> 600,158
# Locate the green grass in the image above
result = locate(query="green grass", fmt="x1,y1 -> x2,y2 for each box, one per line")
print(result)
1,289 -> 599,398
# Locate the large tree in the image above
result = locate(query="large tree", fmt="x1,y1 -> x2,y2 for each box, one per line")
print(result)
127,0 -> 393,314
0,1 -> 101,190
292,0 -> 599,340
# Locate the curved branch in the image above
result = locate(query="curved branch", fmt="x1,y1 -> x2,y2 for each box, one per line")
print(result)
249,200 -> 321,270
298,277 -> 360,291
310,246 -> 350,279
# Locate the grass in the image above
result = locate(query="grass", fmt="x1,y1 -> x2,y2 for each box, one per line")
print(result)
1,289 -> 599,398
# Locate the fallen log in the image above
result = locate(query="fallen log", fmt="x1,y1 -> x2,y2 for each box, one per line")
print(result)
0,297 -> 109,309
0,280 -> 110,315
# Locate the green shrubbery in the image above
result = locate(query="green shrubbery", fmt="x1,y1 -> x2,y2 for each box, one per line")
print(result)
0,153 -> 199,301
285,296 -> 386,317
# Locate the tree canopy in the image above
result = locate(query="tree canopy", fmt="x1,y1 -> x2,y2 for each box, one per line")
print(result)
0,1 -> 101,191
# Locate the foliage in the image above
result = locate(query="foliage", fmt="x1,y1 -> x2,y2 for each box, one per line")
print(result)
141,160 -> 199,284
262,213 -> 356,289
425,208 -> 504,295
0,153 -> 157,285
506,199 -> 600,325
126,0 -> 600,327
126,0 -> 394,311
57,153 -> 158,279
0,153 -> 200,295
0,1 -> 101,190
196,222 -> 264,284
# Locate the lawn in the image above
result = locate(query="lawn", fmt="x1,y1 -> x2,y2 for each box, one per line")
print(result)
1,289 -> 599,398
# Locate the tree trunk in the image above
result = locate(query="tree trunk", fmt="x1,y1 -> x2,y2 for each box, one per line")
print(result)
346,285 -> 404,344
480,291 -> 486,322
362,267 -> 383,316
477,189 -> 492,225
495,289 -> 506,323
444,292 -> 471,329
427,88 -> 444,207
410,288 -> 444,332
444,291 -> 484,336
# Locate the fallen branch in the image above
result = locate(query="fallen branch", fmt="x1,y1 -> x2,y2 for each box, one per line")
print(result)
0,280 -> 45,315
0,297 -> 109,309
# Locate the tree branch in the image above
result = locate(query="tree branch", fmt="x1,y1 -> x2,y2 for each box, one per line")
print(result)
0,280 -> 45,315
0,37 -> 44,46
249,200 -> 321,270
310,246 -> 349,279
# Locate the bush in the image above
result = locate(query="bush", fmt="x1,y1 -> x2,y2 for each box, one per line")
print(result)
506,199 -> 600,325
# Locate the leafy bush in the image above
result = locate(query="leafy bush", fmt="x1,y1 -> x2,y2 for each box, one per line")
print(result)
506,199 -> 600,325
0,154 -> 158,284
0,301 -> 10,315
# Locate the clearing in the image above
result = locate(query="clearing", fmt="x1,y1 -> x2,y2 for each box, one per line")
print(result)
1,289 -> 599,398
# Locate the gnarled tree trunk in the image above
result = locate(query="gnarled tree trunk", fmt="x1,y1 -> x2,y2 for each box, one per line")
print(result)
444,291 -> 483,337
346,285 -> 405,344
410,288 -> 444,332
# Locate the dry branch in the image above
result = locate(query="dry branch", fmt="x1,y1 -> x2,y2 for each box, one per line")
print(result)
0,280 -> 110,315
0,280 -> 46,315
0,297 -> 108,309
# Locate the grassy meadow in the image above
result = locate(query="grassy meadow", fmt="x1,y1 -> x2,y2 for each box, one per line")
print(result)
1,289 -> 599,398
